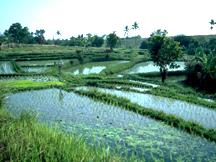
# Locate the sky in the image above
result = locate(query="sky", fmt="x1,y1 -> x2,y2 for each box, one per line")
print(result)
0,0 -> 215,39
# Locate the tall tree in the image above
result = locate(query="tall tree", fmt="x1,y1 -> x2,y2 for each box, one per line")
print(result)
56,30 -> 61,36
0,34 -> 5,50
131,22 -> 139,35
106,32 -> 119,51
131,22 -> 139,47
91,35 -> 104,47
5,23 -> 31,43
123,25 -> 130,48
149,29 -> 183,82
124,25 -> 129,37
35,29 -> 45,44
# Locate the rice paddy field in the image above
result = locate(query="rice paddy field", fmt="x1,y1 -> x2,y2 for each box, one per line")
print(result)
0,45 -> 215,162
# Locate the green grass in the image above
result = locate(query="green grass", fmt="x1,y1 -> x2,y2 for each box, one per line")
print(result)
74,89 -> 216,143
0,80 -> 64,88
0,80 -> 64,94
0,109 -> 120,162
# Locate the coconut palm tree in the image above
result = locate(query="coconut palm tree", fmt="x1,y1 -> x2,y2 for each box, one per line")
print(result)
124,26 -> 129,37
123,26 -> 130,48
132,22 -> 139,33
210,19 -> 216,30
56,30 -> 61,36
131,22 -> 139,47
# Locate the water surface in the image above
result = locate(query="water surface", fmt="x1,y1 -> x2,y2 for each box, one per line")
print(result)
71,61 -> 128,75
125,61 -> 185,74
0,61 -> 15,74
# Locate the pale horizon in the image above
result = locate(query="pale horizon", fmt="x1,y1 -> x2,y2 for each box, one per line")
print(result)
0,0 -> 215,39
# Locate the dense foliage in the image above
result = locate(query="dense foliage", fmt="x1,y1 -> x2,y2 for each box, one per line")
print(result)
185,51 -> 216,93
3,23 -> 41,44
106,32 -> 119,50
148,30 -> 183,82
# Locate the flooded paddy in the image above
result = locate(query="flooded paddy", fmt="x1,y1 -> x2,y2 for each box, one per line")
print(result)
3,88 -> 216,161
124,61 -> 185,74
71,61 -> 129,75
22,66 -> 49,73
0,61 -> 15,74
17,59 -> 71,66
78,87 -> 216,129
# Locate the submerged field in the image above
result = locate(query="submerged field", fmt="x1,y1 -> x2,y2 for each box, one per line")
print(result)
0,45 -> 215,161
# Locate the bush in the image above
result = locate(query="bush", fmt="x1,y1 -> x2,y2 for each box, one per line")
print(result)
185,52 -> 216,93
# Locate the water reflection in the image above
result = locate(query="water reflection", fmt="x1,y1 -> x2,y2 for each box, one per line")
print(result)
58,89 -> 64,101
124,61 -> 185,74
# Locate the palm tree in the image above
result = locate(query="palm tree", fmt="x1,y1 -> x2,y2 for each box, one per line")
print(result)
56,30 -> 61,36
56,30 -> 61,40
124,26 -> 130,48
209,19 -> 215,30
132,22 -> 139,32
131,22 -> 139,47
124,26 -> 129,37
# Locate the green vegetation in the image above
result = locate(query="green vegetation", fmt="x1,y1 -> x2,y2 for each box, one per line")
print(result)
0,110 -> 119,162
0,80 -> 64,94
106,32 -> 119,51
185,51 -> 216,93
148,29 -> 183,82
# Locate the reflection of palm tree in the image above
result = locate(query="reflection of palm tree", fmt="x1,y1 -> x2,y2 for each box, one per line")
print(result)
59,89 -> 64,101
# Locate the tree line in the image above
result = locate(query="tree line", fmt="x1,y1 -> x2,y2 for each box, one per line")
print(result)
0,22 -> 121,50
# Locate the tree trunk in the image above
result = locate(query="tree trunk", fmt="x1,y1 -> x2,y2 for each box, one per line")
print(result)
160,68 -> 167,83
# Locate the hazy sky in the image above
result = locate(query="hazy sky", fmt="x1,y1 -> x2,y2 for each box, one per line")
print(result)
0,0 -> 215,39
